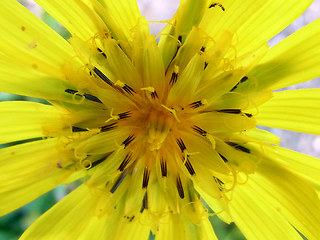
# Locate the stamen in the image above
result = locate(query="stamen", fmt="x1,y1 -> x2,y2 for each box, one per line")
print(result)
191,125 -> 207,136
101,122 -> 117,132
160,158 -> 167,177
176,138 -> 186,152
184,158 -> 196,176
97,48 -> 107,58
176,175 -> 184,199
91,156 -> 107,168
226,142 -> 251,153
209,3 -> 225,11
118,152 -> 133,172
122,134 -> 135,148
161,105 -> 181,122
169,65 -> 179,85
218,153 -> 228,163
65,89 -> 102,103
217,109 -> 241,114
140,87 -> 158,99
72,126 -> 88,132
105,109 -> 120,123
93,67 -> 113,86
110,171 -> 128,193
123,84 -> 136,95
230,76 -> 248,91
140,192 -> 148,213
142,167 -> 151,189
213,176 -> 224,191
189,99 -> 208,109
118,111 -> 131,120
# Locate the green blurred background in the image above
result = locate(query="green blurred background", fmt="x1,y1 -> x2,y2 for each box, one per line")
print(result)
0,0 -> 319,239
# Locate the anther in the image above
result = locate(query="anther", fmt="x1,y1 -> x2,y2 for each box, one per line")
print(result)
142,167 -> 150,189
72,126 -> 88,132
191,125 -> 207,136
93,67 -> 113,86
209,3 -> 225,11
160,158 -> 167,177
118,111 -> 131,120
170,65 -> 179,85
122,134 -> 135,148
140,192 -> 148,213
189,99 -> 208,109
97,48 -> 107,58
217,109 -> 241,114
218,153 -> 228,163
105,109 -> 120,123
115,81 -> 136,95
176,175 -> 184,199
176,138 -> 186,152
110,171 -> 128,193
213,176 -> 224,191
118,152 -> 133,172
226,142 -> 251,153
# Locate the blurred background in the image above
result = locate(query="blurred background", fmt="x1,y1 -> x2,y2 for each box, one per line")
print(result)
0,0 -> 319,239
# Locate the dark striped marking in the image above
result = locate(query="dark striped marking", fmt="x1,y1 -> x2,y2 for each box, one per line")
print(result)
151,91 -> 158,99
118,111 -> 131,120
200,46 -> 206,52
91,156 -> 107,168
65,89 -> 102,103
217,109 -> 241,114
189,100 -> 204,109
142,167 -> 150,189
226,142 -> 251,153
160,158 -> 167,177
72,126 -> 88,132
110,171 -> 128,193
230,76 -> 248,91
204,62 -> 208,69
176,138 -> 186,152
191,125 -> 207,136
101,123 -> 117,132
97,48 -> 107,58
209,3 -> 225,11
122,84 -> 136,95
218,153 -> 228,163
176,175 -> 184,199
93,67 -> 113,86
122,134 -> 135,148
140,191 -> 148,213
184,158 -> 196,176
118,152 -> 133,172
214,176 -> 224,191
170,71 -> 179,85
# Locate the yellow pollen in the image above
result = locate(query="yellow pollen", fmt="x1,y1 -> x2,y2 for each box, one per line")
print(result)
140,87 -> 155,93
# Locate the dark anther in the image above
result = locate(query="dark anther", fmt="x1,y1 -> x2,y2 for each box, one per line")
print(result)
189,100 -> 204,109
151,91 -> 158,99
65,89 -> 102,103
160,158 -> 167,177
128,216 -> 135,222
204,62 -> 209,69
226,142 -> 251,153
91,156 -> 107,168
93,67 -> 113,86
110,171 -> 128,193
118,111 -> 131,120
191,125 -> 207,136
122,134 -> 135,148
184,158 -> 196,176
72,126 -> 88,132
213,176 -> 224,191
118,152 -> 133,172
97,48 -> 107,58
217,109 -> 241,114
142,167 -> 150,189
245,113 -> 253,118
140,192 -> 148,213
218,153 -> 228,163
176,138 -> 186,152
200,46 -> 206,52
122,84 -> 136,95
230,76 -> 248,91
176,175 -> 184,199
101,123 -> 117,132
178,35 -> 183,43
209,3 -> 225,11
170,71 -> 179,85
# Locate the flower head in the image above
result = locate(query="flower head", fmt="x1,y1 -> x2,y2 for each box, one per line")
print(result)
1,0 -> 320,239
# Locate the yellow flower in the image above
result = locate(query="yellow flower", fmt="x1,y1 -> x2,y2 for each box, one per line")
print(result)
1,0 -> 320,239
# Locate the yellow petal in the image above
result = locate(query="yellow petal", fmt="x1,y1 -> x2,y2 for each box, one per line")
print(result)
247,18 -> 320,91
262,144 -> 320,191
92,0 -> 141,41
0,138 -> 73,216
229,177 -> 303,240
19,185 -> 99,240
0,101 -> 65,144
34,0 -> 104,41
256,89 -> 320,135
0,0 -> 73,77
199,0 -> 313,56
256,160 -> 320,240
